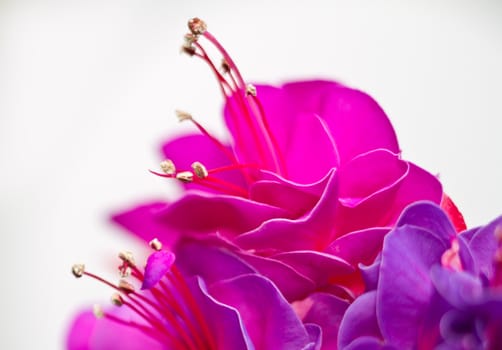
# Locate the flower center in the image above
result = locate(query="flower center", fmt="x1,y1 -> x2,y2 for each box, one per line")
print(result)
441,239 -> 463,271
72,239 -> 215,350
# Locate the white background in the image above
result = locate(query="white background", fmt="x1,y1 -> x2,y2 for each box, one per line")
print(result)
1,0 -> 501,348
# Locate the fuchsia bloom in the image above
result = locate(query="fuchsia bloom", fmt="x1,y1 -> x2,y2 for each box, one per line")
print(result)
113,18 -> 460,302
68,240 -> 320,349
338,202 -> 502,350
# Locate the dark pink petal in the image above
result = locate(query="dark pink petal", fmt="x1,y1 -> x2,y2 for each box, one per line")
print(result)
281,80 -> 400,164
275,112 -> 339,183
236,252 -> 316,302
326,228 -> 389,266
377,226 -> 448,348
161,133 -> 246,192
338,291 -> 382,349
67,309 -> 164,350
210,274 -> 313,350
158,193 -> 290,238
141,250 -> 175,290
236,170 -> 338,252
111,201 -> 177,246
300,292 -> 350,350
272,250 -> 353,287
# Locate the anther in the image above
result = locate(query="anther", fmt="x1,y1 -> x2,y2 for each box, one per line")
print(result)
111,293 -> 124,307
176,171 -> 194,183
72,264 -> 85,278
118,251 -> 136,267
118,279 -> 136,294
188,17 -> 207,35
191,161 -> 208,179
149,238 -> 163,251
221,59 -> 230,73
93,304 -> 104,319
160,159 -> 176,175
175,109 -> 193,122
246,84 -> 257,96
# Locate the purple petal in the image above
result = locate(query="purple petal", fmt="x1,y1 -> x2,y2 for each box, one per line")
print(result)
303,324 -> 322,350
141,250 -> 175,290
300,293 -> 350,350
360,255 -> 381,291
377,226 -> 449,348
190,277 -> 253,350
465,215 -> 502,281
161,133 -> 246,193
210,273 -> 312,350
396,201 -> 456,244
174,241 -> 256,285
430,266 -> 483,308
338,291 -> 382,349
111,201 -> 177,246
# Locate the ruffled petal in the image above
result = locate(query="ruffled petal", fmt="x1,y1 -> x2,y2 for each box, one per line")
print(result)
210,274 -> 312,350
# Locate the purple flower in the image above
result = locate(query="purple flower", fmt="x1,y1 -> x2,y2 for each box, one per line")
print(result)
67,240 -> 319,349
338,201 -> 502,349
112,18 -> 454,302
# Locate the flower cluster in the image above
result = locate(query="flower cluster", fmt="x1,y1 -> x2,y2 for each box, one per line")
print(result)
67,18 -> 500,350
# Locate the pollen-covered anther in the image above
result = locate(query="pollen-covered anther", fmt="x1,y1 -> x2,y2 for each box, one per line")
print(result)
118,251 -> 136,267
111,293 -> 124,307
93,304 -> 104,319
188,17 -> 207,35
221,59 -> 230,73
176,171 -> 194,183
118,279 -> 136,294
72,264 -> 85,278
149,238 -> 163,251
175,109 -> 193,122
160,159 -> 176,175
191,161 -> 208,179
246,84 -> 257,96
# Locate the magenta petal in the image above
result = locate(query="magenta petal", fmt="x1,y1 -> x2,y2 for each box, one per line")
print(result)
141,250 -> 175,290
338,291 -> 382,349
272,250 -> 353,286
377,226 -> 448,348
210,274 -> 313,350
158,193 -> 289,237
111,201 -> 177,246
326,228 -> 389,266
161,133 -> 246,192
236,170 -> 338,251
236,252 -> 316,302
67,309 -> 164,350
281,80 -> 400,164
301,293 -> 350,350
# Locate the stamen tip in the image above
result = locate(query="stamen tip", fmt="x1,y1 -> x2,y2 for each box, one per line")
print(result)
175,109 -> 193,122
72,264 -> 85,278
118,251 -> 136,267
160,159 -> 176,175
118,279 -> 135,294
246,84 -> 257,96
188,17 -> 207,35
176,171 -> 194,183
191,161 -> 208,179
93,304 -> 104,319
149,238 -> 163,251
111,293 -> 124,307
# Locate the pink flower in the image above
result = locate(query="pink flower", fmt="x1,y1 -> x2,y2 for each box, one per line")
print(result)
67,241 -> 320,349
113,18 -> 462,302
